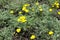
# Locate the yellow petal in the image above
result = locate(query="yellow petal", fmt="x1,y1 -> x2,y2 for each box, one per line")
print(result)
10,10 -> 14,14
19,11 -> 22,14
24,3 -> 30,7
30,35 -> 36,39
22,7 -> 26,11
16,28 -> 21,33
25,9 -> 29,13
49,8 -> 53,12
35,1 -> 39,5
48,31 -> 54,35
58,11 -> 60,15
56,3 -> 59,6
56,5 -> 59,8
39,8 -> 43,11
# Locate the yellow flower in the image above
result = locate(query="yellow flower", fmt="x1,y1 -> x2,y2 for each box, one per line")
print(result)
24,3 -> 30,7
24,9 -> 29,13
49,8 -> 53,12
52,5 -> 54,7
35,1 -> 39,5
10,10 -> 14,14
54,1 -> 58,5
56,3 -> 59,6
16,28 -> 21,33
52,4 -> 55,7
19,11 -> 22,14
48,31 -> 54,35
57,11 -> 60,15
30,34 -> 36,40
22,6 -> 26,11
54,1 -> 59,6
39,8 -> 43,11
22,6 -> 29,13
17,16 -> 27,23
56,5 -> 59,8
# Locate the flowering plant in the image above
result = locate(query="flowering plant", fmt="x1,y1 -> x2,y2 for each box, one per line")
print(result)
0,0 -> 60,40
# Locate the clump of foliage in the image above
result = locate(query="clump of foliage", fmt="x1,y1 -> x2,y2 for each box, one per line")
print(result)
0,0 -> 60,40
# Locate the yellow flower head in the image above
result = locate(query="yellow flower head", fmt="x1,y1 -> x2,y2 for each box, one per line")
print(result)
35,1 -> 39,5
52,5 -> 54,7
22,6 -> 26,11
54,1 -> 58,5
56,5 -> 59,8
10,10 -> 14,14
52,4 -> 55,7
24,9 -> 29,13
48,31 -> 54,35
17,16 -> 27,23
54,1 -> 59,6
57,11 -> 60,15
22,6 -> 29,13
39,8 -> 43,11
24,3 -> 30,7
56,3 -> 59,6
19,11 -> 22,14
49,8 -> 53,12
16,28 -> 21,33
30,34 -> 36,40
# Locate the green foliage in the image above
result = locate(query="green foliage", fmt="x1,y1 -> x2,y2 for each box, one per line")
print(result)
0,0 -> 60,40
